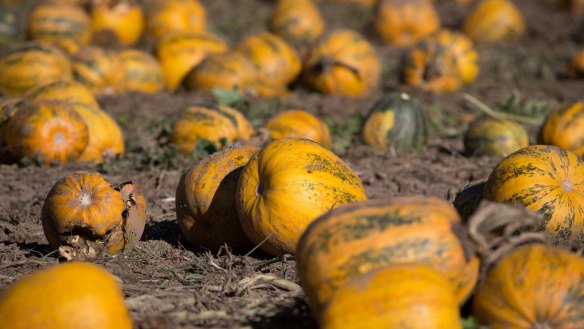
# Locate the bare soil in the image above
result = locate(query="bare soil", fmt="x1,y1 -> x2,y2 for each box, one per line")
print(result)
1,0 -> 583,328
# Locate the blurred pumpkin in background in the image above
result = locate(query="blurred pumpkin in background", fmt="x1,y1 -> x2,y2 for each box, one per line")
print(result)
269,0 -> 325,47
147,0 -> 207,40
184,52 -> 257,95
70,46 -> 127,95
462,0 -> 525,45
540,102 -> 584,157
265,110 -> 332,148
375,0 -> 440,47
304,29 -> 381,98
119,49 -> 165,94
90,0 -> 145,47
464,118 -> 529,157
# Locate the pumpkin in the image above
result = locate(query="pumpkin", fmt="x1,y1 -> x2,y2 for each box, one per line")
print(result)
374,0 -> 441,47
176,145 -> 259,252
319,265 -> 462,329
464,118 -> 529,157
296,196 -> 480,313
268,0 -> 325,46
146,0 -> 206,40
402,29 -> 479,93
73,103 -> 125,163
90,0 -> 145,47
155,31 -> 228,91
0,42 -> 72,96
71,46 -> 127,95
569,50 -> 584,78
540,102 -> 584,157
0,262 -> 132,329
265,110 -> 331,149
183,52 -> 257,95
462,0 -> 525,45
0,5 -> 22,48
171,104 -> 252,155
2,99 -> 88,164
236,138 -> 367,256
473,243 -> 584,329
235,32 -> 301,98
362,92 -> 428,153
119,49 -> 165,94
27,2 -> 91,54
327,0 -> 377,5
483,145 -> 584,247
303,29 -> 381,98
556,0 -> 584,14
42,171 -> 147,259
27,80 -> 100,109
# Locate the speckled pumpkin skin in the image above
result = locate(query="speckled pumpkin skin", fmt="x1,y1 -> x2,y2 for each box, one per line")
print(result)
362,92 -> 428,153
0,262 -> 133,329
483,145 -> 584,247
236,138 -> 367,256
462,0 -> 525,45
464,118 -> 529,157
303,29 -> 381,98
540,102 -> 584,157
296,196 -> 480,314
320,264 -> 462,329
265,110 -> 331,149
473,244 -> 584,329
374,0 -> 441,47
176,145 -> 259,252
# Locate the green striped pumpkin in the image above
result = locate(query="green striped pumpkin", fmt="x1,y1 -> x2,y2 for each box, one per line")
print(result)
296,196 -> 480,314
483,145 -> 584,247
362,92 -> 427,153
540,102 -> 584,157
464,118 -> 529,157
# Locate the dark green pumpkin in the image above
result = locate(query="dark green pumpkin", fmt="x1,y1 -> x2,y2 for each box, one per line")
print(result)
464,118 -> 529,157
362,92 -> 427,153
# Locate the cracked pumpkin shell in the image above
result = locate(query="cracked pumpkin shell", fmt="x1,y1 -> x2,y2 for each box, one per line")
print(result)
41,172 -> 147,260
0,262 -> 132,329
176,144 -> 259,252
236,138 -> 367,256
296,196 -> 480,314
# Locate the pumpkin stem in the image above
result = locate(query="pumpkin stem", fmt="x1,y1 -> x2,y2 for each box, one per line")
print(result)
467,200 -> 550,279
463,94 -> 543,125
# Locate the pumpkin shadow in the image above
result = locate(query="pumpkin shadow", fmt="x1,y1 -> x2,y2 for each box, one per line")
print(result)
246,296 -> 317,329
141,218 -> 183,248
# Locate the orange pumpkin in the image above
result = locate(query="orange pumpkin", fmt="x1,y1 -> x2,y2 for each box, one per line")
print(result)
27,2 -> 91,54
473,243 -> 584,329
171,104 -> 252,155
0,42 -> 72,96
2,99 -> 88,164
556,0 -> 584,14
374,0 -> 441,47
155,31 -> 228,91
176,145 -> 259,252
269,0 -> 325,46
483,145 -> 584,247
90,0 -> 145,47
71,46 -> 127,95
303,29 -> 381,98
235,32 -> 301,98
183,52 -> 257,95
0,262 -> 133,329
402,30 -> 479,93
540,102 -> 584,157
462,0 -> 525,45
119,49 -> 165,94
265,110 -> 331,148
236,138 -> 368,256
464,118 -> 529,157
320,265 -> 462,329
296,196 -> 480,313
569,49 -> 584,78
42,171 -> 147,259
27,80 -> 100,109
146,0 -> 206,40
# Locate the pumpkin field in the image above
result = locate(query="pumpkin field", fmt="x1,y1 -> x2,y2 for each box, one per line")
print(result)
0,0 -> 583,328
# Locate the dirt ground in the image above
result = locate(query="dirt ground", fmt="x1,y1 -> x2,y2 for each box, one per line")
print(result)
1,0 -> 583,328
